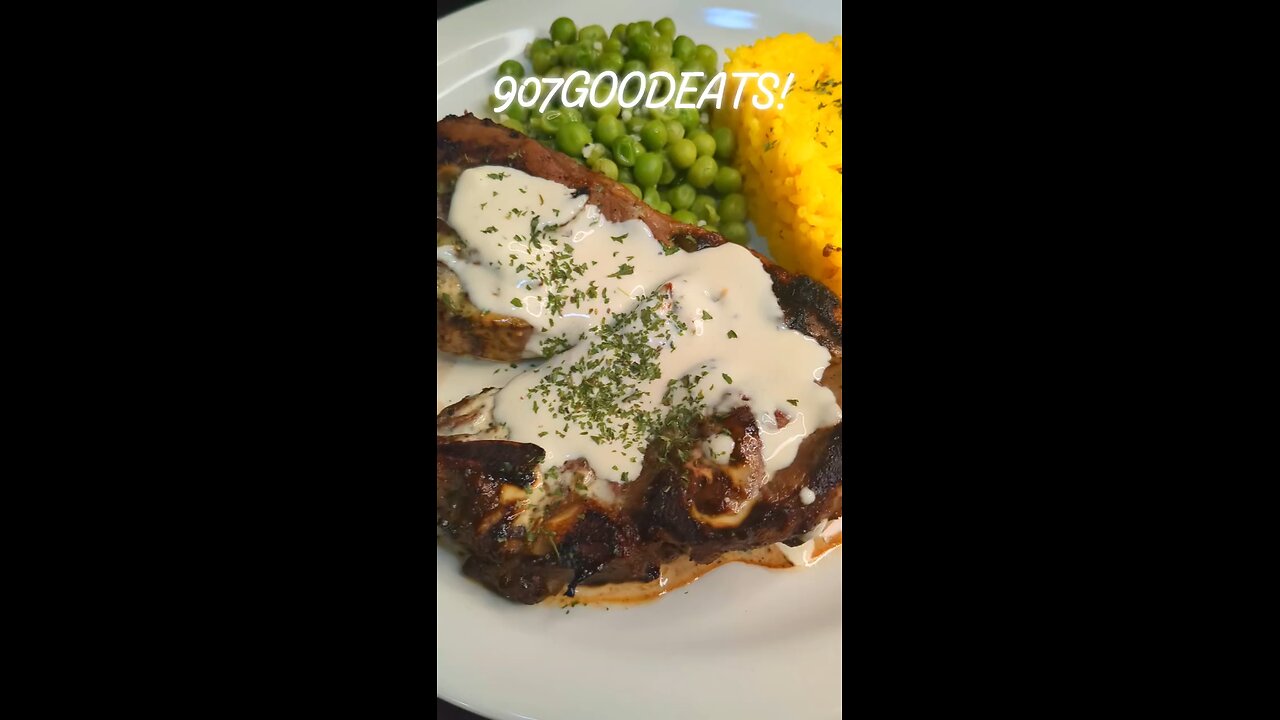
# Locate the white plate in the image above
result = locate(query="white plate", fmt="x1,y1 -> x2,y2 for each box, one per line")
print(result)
437,3 -> 843,719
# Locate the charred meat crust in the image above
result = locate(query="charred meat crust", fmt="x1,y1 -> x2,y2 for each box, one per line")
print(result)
640,424 -> 842,564
437,419 -> 843,604
436,277 -> 535,360
764,263 -> 843,357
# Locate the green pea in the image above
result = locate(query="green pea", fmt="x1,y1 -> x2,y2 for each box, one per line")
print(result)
665,121 -> 685,142
713,166 -> 742,194
629,36 -> 653,62
613,136 -> 640,167
598,51 -> 624,73
712,127 -> 736,161
689,130 -> 716,157
618,167 -> 634,184
544,65 -> 565,79
498,59 -> 524,80
657,200 -> 673,215
542,109 -> 565,133
668,138 -> 697,169
655,17 -> 676,38
551,18 -> 577,45
720,221 -> 748,245
640,120 -> 668,150
505,102 -> 529,123
498,117 -> 526,134
660,157 -> 676,185
531,38 -> 554,54
556,122 -> 593,157
650,57 -> 680,75
643,186 -> 662,208
669,183 -> 696,210
528,112 -> 548,135
691,194 -> 719,222
604,38 -> 623,54
651,37 -> 673,59
649,57 -> 678,86
561,43 -> 591,69
718,193 -> 747,222
673,35 -> 695,62
595,115 -> 624,145
531,49 -> 555,74
678,108 -> 701,131
695,44 -> 718,69
595,99 -> 621,118
626,115 -> 646,134
626,22 -> 647,41
622,182 -> 643,199
591,157 -> 619,180
672,209 -> 698,224
579,24 -> 607,44
634,151 -> 663,187
633,21 -> 654,36
622,59 -> 647,76
611,24 -> 628,42
688,156 -> 718,189
560,107 -> 583,124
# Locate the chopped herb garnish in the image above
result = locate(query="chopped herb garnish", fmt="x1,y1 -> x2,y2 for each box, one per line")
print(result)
607,263 -> 634,279
701,310 -> 713,320
487,172 -> 508,180
722,373 -> 733,385
481,226 -> 498,234
727,330 -> 738,338
788,399 -> 799,406
511,298 -> 524,307
611,233 -> 628,243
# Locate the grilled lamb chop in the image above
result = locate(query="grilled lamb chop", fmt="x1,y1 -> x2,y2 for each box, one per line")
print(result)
437,113 -> 840,360
436,113 -> 842,604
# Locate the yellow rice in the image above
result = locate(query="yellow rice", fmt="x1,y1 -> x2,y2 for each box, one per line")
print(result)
718,35 -> 843,298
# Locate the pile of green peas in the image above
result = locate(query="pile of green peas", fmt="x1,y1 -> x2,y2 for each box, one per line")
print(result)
488,17 -> 750,245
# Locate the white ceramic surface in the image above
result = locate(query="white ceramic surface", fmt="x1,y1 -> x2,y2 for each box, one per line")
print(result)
437,3 -> 843,718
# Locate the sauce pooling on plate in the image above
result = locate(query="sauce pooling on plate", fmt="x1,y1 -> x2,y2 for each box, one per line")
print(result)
437,165 -> 841,489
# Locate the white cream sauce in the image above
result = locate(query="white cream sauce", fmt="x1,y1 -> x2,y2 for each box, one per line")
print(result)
436,351 -> 540,414
775,518 -> 843,567
439,165 -> 841,489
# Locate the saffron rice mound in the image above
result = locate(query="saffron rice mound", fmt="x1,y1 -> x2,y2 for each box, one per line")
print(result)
718,34 -> 842,298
